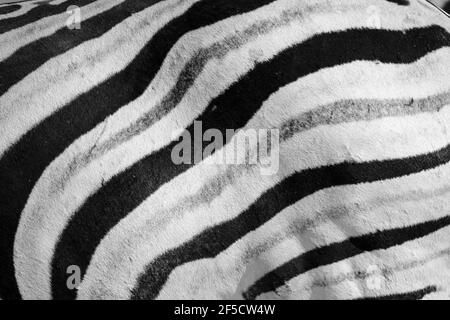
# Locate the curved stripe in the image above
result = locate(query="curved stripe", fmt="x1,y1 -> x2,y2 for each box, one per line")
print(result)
14,0 -> 302,300
51,0 -> 369,187
237,187 -> 450,300
78,103 -> 450,299
0,4 -> 20,15
156,181 -> 450,299
280,92 -> 450,141
48,26 -> 450,300
0,0 -> 97,34
0,0 -> 128,62
131,142 -> 450,299
1,0 -> 280,300
11,0 -> 439,211
0,1 -> 71,21
243,214 -> 450,299
298,246 -> 450,300
0,0 -> 444,154
77,93 -> 450,299
19,52 -> 450,299
0,0 -> 166,97
0,0 -> 196,157
0,1 -> 42,21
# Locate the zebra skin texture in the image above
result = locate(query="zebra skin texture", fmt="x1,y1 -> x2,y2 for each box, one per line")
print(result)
429,0 -> 450,13
0,0 -> 450,300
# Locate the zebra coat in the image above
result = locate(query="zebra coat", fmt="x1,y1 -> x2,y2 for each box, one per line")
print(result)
429,0 -> 450,13
0,0 -> 450,300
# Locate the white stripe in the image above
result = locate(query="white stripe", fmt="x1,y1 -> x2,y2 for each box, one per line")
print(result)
0,0 -> 125,61
154,111 -> 450,299
16,45 -> 450,299
13,0 -> 307,299
0,0 -> 443,156
278,225 -> 450,300
11,0 -> 202,300
79,104 -> 450,299
241,190 -> 450,299
0,0 -> 42,20
0,0 -> 199,157
0,1 -> 70,20
11,0 -> 450,299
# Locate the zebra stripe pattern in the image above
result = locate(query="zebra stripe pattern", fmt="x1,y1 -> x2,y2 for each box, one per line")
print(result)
0,0 -> 450,300
429,0 -> 450,13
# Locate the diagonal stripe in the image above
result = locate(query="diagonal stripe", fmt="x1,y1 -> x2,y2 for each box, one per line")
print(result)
156,178 -> 450,299
296,243 -> 450,300
132,143 -> 450,300
243,216 -> 449,299
15,0 -> 306,300
0,0 -> 96,34
0,0 -> 280,300
0,0 -> 165,97
1,0 -> 441,157
0,0 -> 196,158
0,3 -> 20,14
0,0 -> 129,62
78,102 -> 450,299
16,0 -> 442,197
17,49 -> 450,299
48,26 -> 450,300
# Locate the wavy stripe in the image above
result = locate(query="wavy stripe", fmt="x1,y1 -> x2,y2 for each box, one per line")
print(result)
0,4 -> 20,15
55,0 -> 370,187
2,0 -> 446,156
14,0 -> 443,222
0,0 -> 197,156
0,0 -> 128,62
79,95 -> 450,299
156,178 -> 450,299
45,26 -> 450,300
235,187 -> 450,300
19,52 -> 450,300
0,0 -> 165,97
0,0 -> 96,34
2,0 -> 282,301
131,140 -> 450,299
14,0 -> 302,300
0,1 -> 66,21
78,102 -> 450,299
244,214 -> 450,300
299,246 -> 450,300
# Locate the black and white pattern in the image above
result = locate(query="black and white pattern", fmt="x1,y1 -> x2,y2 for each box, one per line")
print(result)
0,0 -> 450,300
429,0 -> 450,13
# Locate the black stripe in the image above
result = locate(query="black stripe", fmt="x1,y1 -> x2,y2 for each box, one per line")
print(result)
0,4 -> 21,15
0,0 -> 279,300
361,286 -> 437,300
0,0 -> 165,97
131,142 -> 450,300
386,0 -> 410,6
0,0 -> 97,35
244,216 -> 450,300
445,2 -> 450,14
48,26 -> 450,300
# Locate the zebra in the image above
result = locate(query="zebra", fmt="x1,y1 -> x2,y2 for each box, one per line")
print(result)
0,0 -> 450,300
